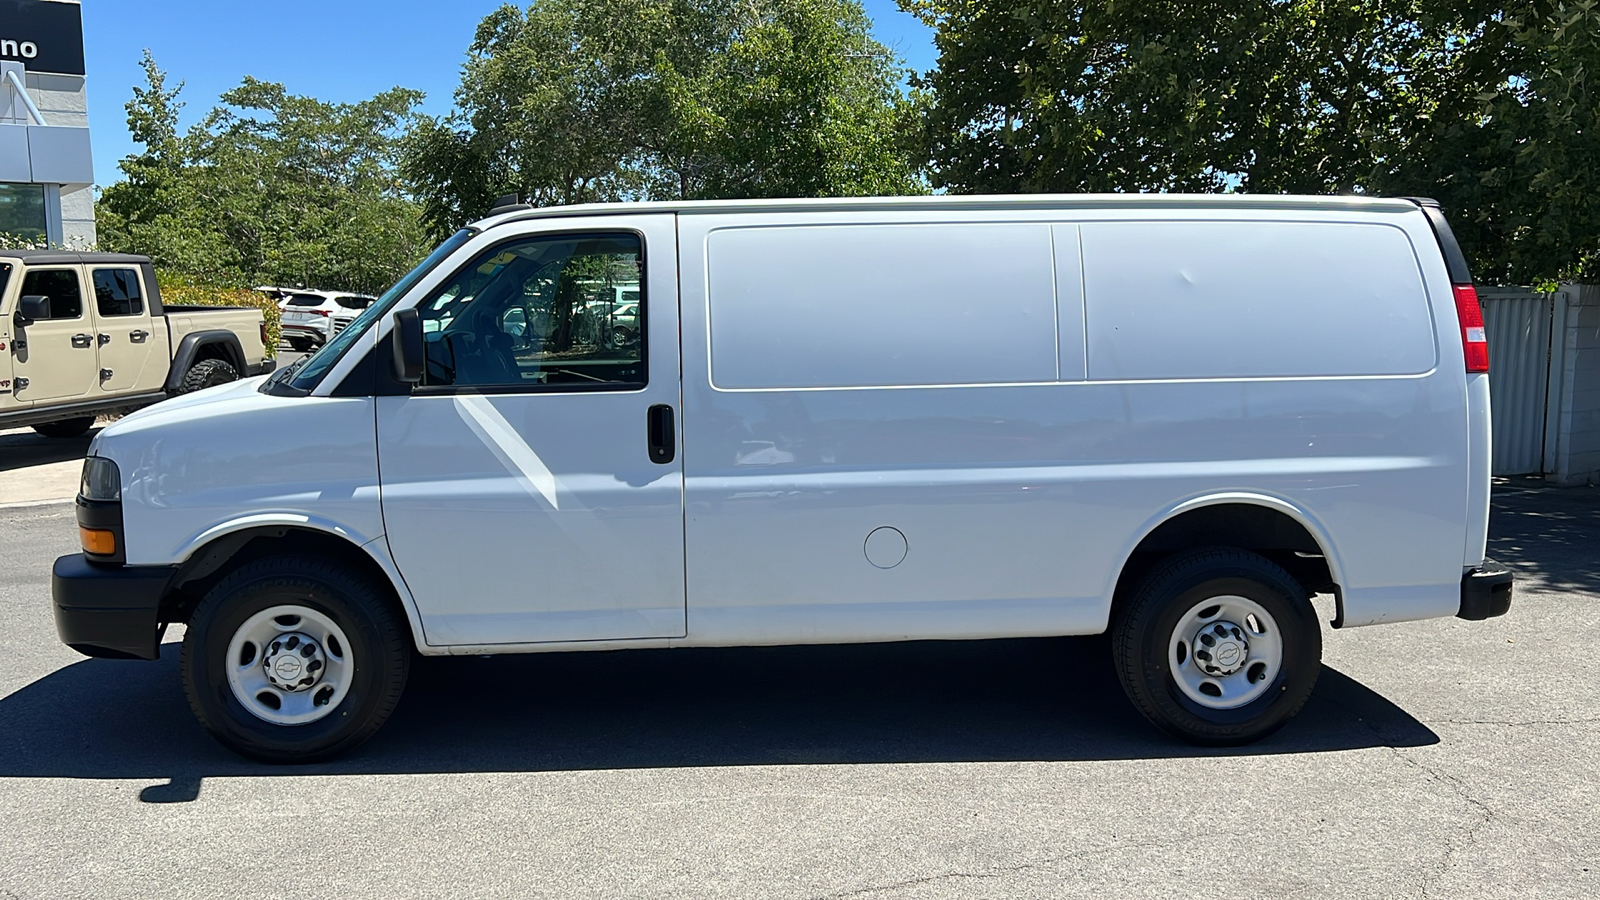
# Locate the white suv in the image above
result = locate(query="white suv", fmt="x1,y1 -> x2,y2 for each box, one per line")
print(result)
279,291 -> 375,352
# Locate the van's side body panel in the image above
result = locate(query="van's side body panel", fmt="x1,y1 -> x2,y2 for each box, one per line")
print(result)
676,204 -> 1468,645
93,380 -> 385,567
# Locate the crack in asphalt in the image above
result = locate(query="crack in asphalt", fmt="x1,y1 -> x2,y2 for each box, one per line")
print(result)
808,838 -> 1183,899
1314,688 -> 1497,899
1438,716 -> 1600,727
1393,749 -> 1495,900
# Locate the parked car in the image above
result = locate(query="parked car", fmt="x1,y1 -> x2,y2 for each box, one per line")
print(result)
51,195 -> 1513,762
0,250 -> 273,438
279,291 -> 375,352
253,286 -> 297,307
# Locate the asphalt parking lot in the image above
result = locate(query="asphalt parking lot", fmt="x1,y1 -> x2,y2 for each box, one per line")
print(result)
0,477 -> 1594,899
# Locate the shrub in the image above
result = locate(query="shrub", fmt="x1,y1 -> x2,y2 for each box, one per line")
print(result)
156,274 -> 280,357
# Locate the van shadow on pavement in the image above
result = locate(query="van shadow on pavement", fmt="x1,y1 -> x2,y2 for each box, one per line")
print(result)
0,425 -> 100,472
0,636 -> 1435,803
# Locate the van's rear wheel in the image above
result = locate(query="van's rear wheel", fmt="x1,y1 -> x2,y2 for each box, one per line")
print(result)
1112,548 -> 1321,745
180,557 -> 410,763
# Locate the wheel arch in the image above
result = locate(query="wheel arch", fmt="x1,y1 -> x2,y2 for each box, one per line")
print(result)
1108,493 -> 1347,629
165,331 -> 247,391
160,521 -> 426,653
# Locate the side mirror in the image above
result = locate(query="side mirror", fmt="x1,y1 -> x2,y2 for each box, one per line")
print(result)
15,295 -> 50,327
392,308 -> 424,384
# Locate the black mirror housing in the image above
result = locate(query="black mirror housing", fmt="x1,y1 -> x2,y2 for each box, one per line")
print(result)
392,308 -> 424,383
15,294 -> 50,327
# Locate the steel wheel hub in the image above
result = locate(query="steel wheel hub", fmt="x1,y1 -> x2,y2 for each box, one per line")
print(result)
1193,620 -> 1250,677
1167,595 -> 1284,710
225,605 -> 355,726
261,632 -> 327,692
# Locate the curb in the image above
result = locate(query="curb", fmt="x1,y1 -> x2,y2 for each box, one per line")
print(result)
0,497 -> 74,511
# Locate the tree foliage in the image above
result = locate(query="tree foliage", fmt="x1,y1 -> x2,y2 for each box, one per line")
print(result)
908,0 -> 1600,283
98,52 -> 430,293
1390,2 -> 1600,283
403,0 -> 925,239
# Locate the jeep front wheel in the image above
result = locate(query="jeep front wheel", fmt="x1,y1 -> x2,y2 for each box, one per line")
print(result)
32,416 -> 95,438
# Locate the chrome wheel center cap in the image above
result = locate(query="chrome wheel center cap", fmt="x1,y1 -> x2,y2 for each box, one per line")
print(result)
1193,620 -> 1250,677
262,632 -> 326,692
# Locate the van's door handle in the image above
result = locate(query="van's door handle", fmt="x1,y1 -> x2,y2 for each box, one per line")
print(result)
647,404 -> 676,464
129,329 -> 148,343
71,334 -> 93,348
98,333 -> 111,346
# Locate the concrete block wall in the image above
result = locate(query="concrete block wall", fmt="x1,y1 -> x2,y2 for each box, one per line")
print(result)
22,71 -> 95,247
58,184 -> 95,247
1552,284 -> 1600,485
23,72 -> 89,129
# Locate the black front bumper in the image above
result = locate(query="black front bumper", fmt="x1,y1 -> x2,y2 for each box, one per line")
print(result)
52,554 -> 178,660
1458,559 -> 1514,621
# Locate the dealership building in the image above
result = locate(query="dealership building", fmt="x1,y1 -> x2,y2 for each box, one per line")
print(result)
0,0 -> 94,246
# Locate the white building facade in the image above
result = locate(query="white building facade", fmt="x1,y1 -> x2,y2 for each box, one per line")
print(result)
0,0 -> 94,247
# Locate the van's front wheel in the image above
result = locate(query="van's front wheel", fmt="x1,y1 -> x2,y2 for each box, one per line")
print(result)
1112,548 -> 1321,745
180,557 -> 410,763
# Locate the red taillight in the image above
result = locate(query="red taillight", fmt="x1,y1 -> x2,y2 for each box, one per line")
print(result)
260,322 -> 268,345
1453,284 -> 1489,373
313,309 -> 331,317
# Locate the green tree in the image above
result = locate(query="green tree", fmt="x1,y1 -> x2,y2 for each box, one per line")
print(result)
99,53 -> 431,294
403,0 -> 925,240
908,0 -> 1600,283
1383,2 -> 1600,283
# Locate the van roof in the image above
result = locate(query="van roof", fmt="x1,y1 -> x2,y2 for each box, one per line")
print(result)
475,192 -> 1422,230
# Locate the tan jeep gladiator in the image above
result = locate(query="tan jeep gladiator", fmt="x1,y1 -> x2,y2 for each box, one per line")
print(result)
0,251 -> 273,438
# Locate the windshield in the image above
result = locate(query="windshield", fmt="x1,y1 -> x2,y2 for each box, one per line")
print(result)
287,293 -> 326,306
279,228 -> 477,393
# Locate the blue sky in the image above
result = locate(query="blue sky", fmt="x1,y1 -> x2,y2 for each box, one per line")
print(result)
81,0 -> 938,188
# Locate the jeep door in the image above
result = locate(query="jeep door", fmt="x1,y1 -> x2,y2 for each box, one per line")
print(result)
88,266 -> 167,393
13,265 -> 100,403
376,215 -> 685,647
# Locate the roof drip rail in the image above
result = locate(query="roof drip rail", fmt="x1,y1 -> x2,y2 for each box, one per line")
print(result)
3,69 -> 47,126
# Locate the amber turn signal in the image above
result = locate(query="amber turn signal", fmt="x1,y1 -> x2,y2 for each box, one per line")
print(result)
80,527 -> 116,556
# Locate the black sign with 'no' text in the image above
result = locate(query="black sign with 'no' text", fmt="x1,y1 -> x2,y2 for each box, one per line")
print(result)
0,0 -> 86,76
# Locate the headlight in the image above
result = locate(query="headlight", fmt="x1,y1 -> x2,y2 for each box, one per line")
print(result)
80,456 -> 121,502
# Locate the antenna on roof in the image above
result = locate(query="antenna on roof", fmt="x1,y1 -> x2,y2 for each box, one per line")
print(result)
487,193 -> 533,216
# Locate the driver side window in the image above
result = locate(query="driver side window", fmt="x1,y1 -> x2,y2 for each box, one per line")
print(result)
417,232 -> 646,391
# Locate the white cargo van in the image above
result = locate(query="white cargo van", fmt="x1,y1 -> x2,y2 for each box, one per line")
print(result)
51,195 -> 1513,761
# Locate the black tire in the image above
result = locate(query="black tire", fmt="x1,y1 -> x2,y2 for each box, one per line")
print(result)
180,556 -> 410,763
1112,547 -> 1321,745
176,358 -> 238,395
31,416 -> 95,438
288,338 -> 313,353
